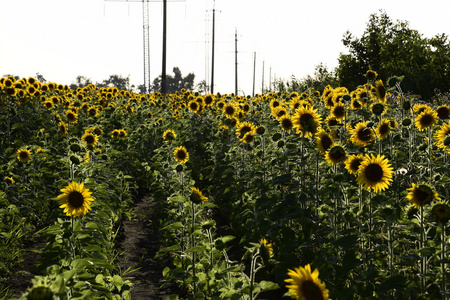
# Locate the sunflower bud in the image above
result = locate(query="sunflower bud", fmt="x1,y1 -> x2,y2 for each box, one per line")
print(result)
277,140 -> 285,148
26,286 -> 54,300
272,132 -> 282,141
402,101 -> 411,110
70,143 -> 82,152
402,118 -> 412,126
69,155 -> 81,164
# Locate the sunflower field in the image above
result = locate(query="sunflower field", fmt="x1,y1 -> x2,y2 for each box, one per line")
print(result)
1,72 -> 450,300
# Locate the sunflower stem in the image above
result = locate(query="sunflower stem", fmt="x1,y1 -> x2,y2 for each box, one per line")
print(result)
191,201 -> 197,295
420,205 -> 426,294
441,222 -> 447,300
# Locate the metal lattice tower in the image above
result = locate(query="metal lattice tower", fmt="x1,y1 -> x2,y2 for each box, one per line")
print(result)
105,0 -> 184,93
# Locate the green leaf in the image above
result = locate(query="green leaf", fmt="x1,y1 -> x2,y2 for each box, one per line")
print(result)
52,274 -> 66,294
259,280 -> 280,291
71,259 -> 91,270
377,275 -> 407,293
162,222 -> 184,231
187,245 -> 207,253
113,275 -> 124,290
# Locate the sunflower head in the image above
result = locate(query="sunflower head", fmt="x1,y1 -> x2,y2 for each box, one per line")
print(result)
376,119 -> 392,140
279,115 -> 294,132
163,129 -> 177,143
366,70 -> 378,80
292,107 -> 322,137
406,183 -> 440,209
58,181 -> 94,218
316,130 -> 334,154
356,154 -> 393,193
345,154 -> 364,176
350,122 -> 375,147
259,238 -> 274,262
285,264 -> 330,300
190,187 -> 208,204
375,79 -> 387,102
82,132 -> 99,147
436,105 -> 450,120
17,148 -> 32,163
325,145 -> 347,165
431,201 -> 450,223
415,108 -> 438,131
174,146 -> 189,164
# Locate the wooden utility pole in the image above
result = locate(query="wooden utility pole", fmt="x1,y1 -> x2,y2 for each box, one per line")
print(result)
162,0 -> 167,95
235,29 -> 238,95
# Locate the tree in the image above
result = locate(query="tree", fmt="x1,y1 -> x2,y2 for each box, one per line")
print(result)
70,75 -> 92,90
151,67 -> 195,94
336,11 -> 450,99
97,74 -> 130,90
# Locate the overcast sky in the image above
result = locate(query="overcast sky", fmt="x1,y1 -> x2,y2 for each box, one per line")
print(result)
1,0 -> 449,94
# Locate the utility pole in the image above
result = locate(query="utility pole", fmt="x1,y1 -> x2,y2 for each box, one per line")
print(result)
161,0 -> 167,95
235,29 -> 238,95
252,52 -> 256,97
262,60 -> 265,94
211,0 -> 216,94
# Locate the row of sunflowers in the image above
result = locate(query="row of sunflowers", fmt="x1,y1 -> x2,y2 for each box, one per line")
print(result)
1,70 -> 450,299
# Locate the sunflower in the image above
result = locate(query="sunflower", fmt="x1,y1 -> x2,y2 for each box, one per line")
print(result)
17,148 -> 32,163
292,106 -> 322,138
236,121 -> 257,138
413,103 -> 431,115
356,154 -> 393,192
325,145 -> 347,165
163,129 -> 177,143
435,121 -> 450,151
81,132 -> 99,147
190,187 -> 208,204
315,130 -> 334,154
366,70 -> 378,80
87,106 -> 99,117
436,105 -> 450,120
285,264 -> 330,300
58,181 -> 94,218
375,79 -> 387,102
44,100 -> 54,110
431,201 -> 450,223
223,103 -> 237,118
325,115 -> 341,131
174,146 -> 189,164
111,129 -> 120,138
376,118 -> 392,140
330,103 -> 346,120
204,94 -> 215,107
272,106 -> 288,120
415,108 -> 438,131
279,115 -> 294,132
58,121 -> 68,136
269,98 -> 281,109
188,100 -> 199,113
118,129 -> 127,139
406,183 -> 440,209
370,102 -> 387,116
4,176 -> 15,184
65,110 -> 78,123
350,122 -> 375,147
345,154 -> 364,175
259,238 -> 274,261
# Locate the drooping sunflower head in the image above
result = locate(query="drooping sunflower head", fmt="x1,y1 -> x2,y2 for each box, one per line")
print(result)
190,187 -> 208,204
356,154 -> 393,193
163,129 -> 177,143
315,130 -> 334,154
81,132 -> 99,147
325,144 -> 347,165
375,79 -> 387,102
350,122 -> 375,147
436,105 -> 450,120
259,238 -> 274,261
17,148 -> 32,163
431,201 -> 450,223
415,108 -> 438,131
285,264 -> 330,300
406,183 -> 440,209
345,154 -> 364,176
292,106 -> 322,138
376,118 -> 392,140
174,146 -> 189,164
365,69 -> 378,80
58,181 -> 94,218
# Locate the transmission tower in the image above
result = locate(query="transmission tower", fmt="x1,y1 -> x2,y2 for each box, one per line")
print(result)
105,0 -> 184,93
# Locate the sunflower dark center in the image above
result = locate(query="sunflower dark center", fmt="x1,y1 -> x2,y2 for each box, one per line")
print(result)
377,85 -> 386,98
357,127 -> 373,141
420,114 -> 434,126
333,106 -> 345,118
437,107 -> 450,119
414,186 -> 433,205
19,152 -> 29,159
300,280 -> 325,300
330,147 -> 346,161
68,191 -> 85,208
190,102 -> 198,110
379,124 -> 390,135
365,164 -> 383,182
85,135 -> 96,144
300,113 -> 313,127
225,106 -> 235,115
282,118 -> 293,129
350,158 -> 362,171
177,150 -> 187,160
239,126 -> 252,136
320,135 -> 333,152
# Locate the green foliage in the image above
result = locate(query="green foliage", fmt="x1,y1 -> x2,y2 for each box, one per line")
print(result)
336,10 -> 450,99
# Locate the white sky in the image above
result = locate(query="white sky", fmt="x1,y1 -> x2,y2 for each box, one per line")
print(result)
1,0 -> 449,95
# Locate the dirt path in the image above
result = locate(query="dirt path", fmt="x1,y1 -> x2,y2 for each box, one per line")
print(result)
117,196 -> 177,300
